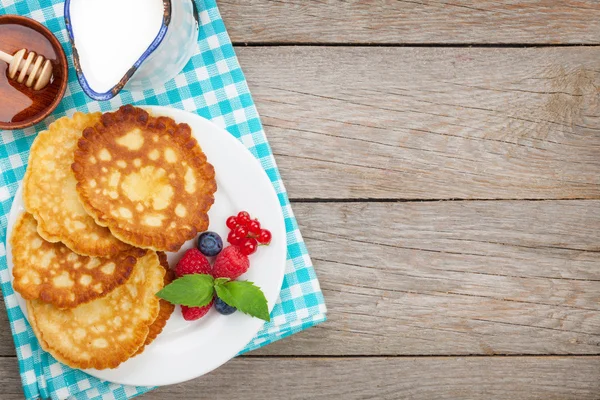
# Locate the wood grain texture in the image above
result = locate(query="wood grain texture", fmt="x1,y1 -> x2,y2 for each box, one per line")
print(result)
1,201 -> 598,357
238,46 -> 600,200
0,296 -> 15,357
254,201 -> 600,355
1,356 -> 599,400
1,40 -> 599,399
220,0 -> 600,44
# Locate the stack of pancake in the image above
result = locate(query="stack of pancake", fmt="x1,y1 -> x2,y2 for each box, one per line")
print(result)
11,105 -> 217,370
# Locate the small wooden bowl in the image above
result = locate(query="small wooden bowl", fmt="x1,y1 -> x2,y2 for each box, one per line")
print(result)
0,15 -> 68,130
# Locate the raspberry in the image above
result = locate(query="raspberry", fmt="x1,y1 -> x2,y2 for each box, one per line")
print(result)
175,248 -> 212,277
181,299 -> 214,321
175,249 -> 214,321
212,246 -> 250,280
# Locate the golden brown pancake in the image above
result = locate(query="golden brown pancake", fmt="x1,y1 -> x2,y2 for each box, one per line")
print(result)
26,251 -> 165,370
133,251 -> 175,356
72,105 -> 217,252
27,302 -> 74,367
23,112 -> 132,257
11,213 -> 141,309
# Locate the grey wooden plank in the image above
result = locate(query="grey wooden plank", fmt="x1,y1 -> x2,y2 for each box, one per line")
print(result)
1,201 -> 599,357
1,356 -> 599,399
253,201 -> 600,355
237,46 -> 600,200
219,0 -> 600,44
0,294 -> 15,357
0,358 -> 21,399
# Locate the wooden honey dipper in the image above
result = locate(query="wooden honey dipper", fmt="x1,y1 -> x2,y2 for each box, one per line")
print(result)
0,48 -> 53,90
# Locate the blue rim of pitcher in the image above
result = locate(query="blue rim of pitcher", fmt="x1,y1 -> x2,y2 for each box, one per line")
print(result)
63,0 -> 171,101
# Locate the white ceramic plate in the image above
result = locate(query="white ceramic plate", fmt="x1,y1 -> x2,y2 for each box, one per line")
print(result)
5,106 -> 286,386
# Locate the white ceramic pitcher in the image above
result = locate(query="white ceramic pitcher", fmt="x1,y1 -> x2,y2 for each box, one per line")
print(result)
64,0 -> 199,101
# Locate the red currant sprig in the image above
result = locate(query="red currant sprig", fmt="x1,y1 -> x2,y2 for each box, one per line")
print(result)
226,211 -> 272,255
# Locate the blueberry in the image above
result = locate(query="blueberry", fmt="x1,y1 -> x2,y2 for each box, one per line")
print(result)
215,297 -> 237,315
197,231 -> 223,257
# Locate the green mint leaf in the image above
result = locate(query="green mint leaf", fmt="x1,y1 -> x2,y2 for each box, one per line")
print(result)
156,274 -> 214,307
214,277 -> 230,286
215,280 -> 270,322
214,284 -> 236,307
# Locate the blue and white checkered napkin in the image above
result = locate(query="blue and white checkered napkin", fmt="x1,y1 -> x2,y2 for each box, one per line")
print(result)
0,1 -> 327,398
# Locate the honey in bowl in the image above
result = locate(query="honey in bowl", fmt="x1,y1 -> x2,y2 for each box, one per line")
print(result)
0,16 -> 67,130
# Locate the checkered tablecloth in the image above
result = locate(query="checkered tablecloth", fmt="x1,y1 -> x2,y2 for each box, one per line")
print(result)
0,1 -> 327,398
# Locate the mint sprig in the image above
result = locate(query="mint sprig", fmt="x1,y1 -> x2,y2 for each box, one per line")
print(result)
156,274 -> 215,307
156,274 -> 270,322
215,280 -> 270,322
214,277 -> 231,286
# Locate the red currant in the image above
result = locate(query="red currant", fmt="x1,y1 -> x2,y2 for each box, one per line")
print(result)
248,219 -> 261,237
227,230 -> 243,245
234,224 -> 248,238
239,237 -> 258,255
258,229 -> 272,245
226,216 -> 238,230
237,211 -> 251,227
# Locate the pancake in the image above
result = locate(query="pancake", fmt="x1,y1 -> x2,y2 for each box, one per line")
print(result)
11,213 -> 142,309
23,112 -> 132,257
26,250 -> 165,370
27,302 -> 48,351
72,104 -> 217,252
133,251 -> 175,356
26,301 -> 72,365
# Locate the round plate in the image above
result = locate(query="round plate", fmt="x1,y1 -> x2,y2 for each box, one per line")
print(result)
5,106 -> 286,386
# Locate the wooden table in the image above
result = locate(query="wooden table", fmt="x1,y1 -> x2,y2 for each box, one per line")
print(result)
2,1 -> 600,398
